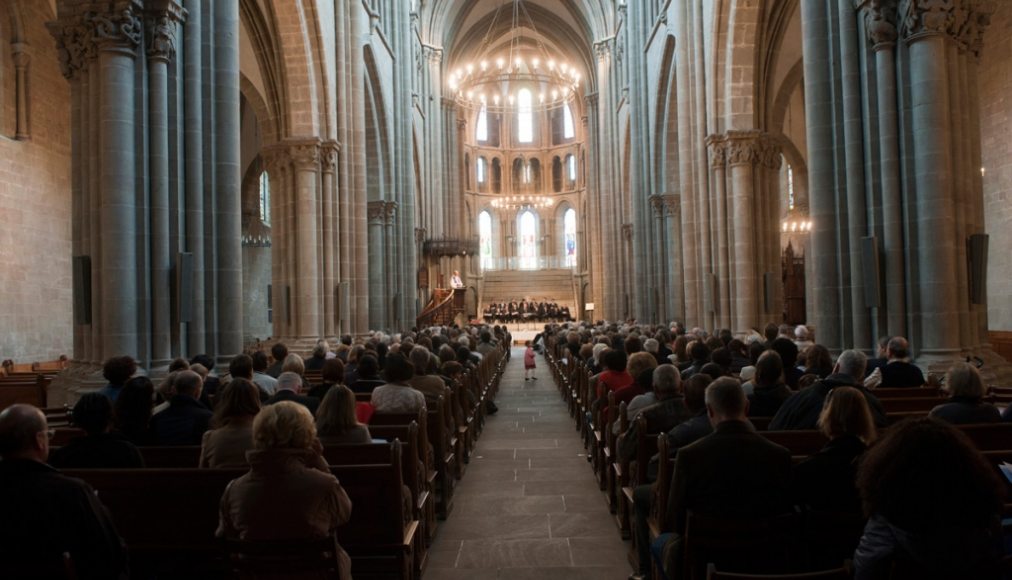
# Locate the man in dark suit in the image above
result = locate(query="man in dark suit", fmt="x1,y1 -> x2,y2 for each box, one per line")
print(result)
150,370 -> 213,445
267,371 -> 320,415
658,377 -> 793,577
874,336 -> 926,388
0,404 -> 128,579
619,365 -> 693,462
769,350 -> 887,430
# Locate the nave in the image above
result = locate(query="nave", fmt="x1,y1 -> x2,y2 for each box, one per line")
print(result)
424,346 -> 630,579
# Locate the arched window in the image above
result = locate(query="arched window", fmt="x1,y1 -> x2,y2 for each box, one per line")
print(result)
259,170 -> 271,225
563,103 -> 575,139
566,154 -> 577,185
479,211 -> 493,271
492,158 -> 502,193
476,104 -> 488,142
518,210 -> 537,269
564,208 -> 577,268
786,163 -> 795,210
517,88 -> 534,143
477,157 -> 487,184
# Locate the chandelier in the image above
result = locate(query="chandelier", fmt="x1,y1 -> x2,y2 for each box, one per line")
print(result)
449,0 -> 581,113
781,219 -> 812,233
490,195 -> 553,211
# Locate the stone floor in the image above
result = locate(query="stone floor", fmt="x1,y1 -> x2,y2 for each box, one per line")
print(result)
422,347 -> 632,579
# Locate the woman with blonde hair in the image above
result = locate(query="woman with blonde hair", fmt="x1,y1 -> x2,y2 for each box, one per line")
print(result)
315,385 -> 371,445
199,379 -> 261,468
217,401 -> 353,580
931,362 -> 1000,424
281,353 -> 306,377
793,386 -> 876,515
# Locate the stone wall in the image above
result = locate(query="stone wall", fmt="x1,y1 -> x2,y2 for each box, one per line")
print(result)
0,2 -> 72,362
980,4 -> 1012,332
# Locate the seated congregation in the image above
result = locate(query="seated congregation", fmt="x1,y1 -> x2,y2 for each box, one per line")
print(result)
0,325 -> 511,580
542,322 -> 1011,580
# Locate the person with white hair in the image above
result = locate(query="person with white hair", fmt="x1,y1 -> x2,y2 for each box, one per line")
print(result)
266,371 -> 320,415
794,325 -> 814,351
770,350 -> 887,430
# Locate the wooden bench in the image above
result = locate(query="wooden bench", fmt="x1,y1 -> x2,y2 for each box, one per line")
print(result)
65,442 -> 418,580
879,397 -> 945,413
0,374 -> 50,410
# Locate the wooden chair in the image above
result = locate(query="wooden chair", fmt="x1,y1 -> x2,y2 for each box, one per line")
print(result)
222,535 -> 344,579
705,561 -> 851,580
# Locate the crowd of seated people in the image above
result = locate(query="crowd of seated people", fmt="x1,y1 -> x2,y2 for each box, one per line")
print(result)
483,299 -> 572,323
538,320 -> 1008,580
0,323 -> 512,578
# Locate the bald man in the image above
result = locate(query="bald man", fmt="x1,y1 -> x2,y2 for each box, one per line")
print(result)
876,336 -> 926,388
0,404 -> 127,578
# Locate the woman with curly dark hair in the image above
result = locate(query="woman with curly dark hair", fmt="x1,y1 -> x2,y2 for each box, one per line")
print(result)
112,376 -> 155,446
853,417 -> 1004,579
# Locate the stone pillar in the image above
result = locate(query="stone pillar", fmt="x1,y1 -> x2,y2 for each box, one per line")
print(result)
384,201 -> 398,329
321,141 -> 340,340
214,0 -> 242,361
146,6 -> 182,368
183,0 -> 205,354
901,2 -> 960,357
725,132 -> 760,335
367,201 -> 387,330
801,0 -> 842,351
706,136 -> 731,329
290,140 -> 322,339
660,194 -> 684,322
865,1 -> 907,339
94,5 -> 142,360
11,43 -> 30,140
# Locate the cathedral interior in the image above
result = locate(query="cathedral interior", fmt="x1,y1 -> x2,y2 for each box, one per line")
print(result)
1,0 -> 1011,377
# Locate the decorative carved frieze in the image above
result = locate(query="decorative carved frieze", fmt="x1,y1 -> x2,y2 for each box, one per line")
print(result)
708,131 -> 781,169
593,38 -> 613,60
289,141 -> 321,170
92,5 -> 144,49
706,135 -> 727,168
650,194 -> 679,218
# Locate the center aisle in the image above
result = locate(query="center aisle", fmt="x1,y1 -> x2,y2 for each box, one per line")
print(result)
423,347 -> 631,579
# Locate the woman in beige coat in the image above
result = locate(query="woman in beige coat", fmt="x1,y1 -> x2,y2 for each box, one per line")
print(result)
216,401 -> 353,580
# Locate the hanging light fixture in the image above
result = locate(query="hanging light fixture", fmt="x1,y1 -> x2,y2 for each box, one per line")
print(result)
450,0 -> 581,114
490,195 -> 554,211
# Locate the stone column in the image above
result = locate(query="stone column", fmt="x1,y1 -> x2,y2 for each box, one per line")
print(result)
706,135 -> 731,329
801,0 -> 842,351
649,195 -> 667,321
11,43 -> 30,140
321,141 -> 340,340
865,1 -> 907,339
146,6 -> 182,367
367,201 -> 387,330
290,140 -> 322,339
725,132 -> 759,335
214,0 -> 242,360
181,0 -> 205,354
94,5 -> 143,360
660,194 -> 684,322
901,1 -> 960,357
384,201 -> 399,329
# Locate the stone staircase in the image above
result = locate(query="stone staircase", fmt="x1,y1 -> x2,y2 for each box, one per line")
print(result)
479,269 -> 577,314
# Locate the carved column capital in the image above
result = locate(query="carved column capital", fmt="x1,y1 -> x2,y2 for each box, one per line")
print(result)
92,3 -> 145,51
659,193 -> 680,217
288,139 -> 321,171
706,134 -> 727,168
724,130 -> 764,166
423,44 -> 443,64
320,140 -> 340,174
457,117 -> 468,131
367,201 -> 387,225
649,195 -> 665,218
864,0 -> 899,48
593,38 -> 613,60
621,223 -> 633,242
384,201 -> 399,224
415,227 -> 427,246
146,10 -> 181,63
48,18 -> 93,79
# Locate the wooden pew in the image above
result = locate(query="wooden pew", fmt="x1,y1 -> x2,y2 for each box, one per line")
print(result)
369,422 -> 436,546
879,397 -> 945,413
873,387 -> 941,399
371,400 -> 457,520
760,430 -> 829,457
0,374 -> 50,410
64,442 -> 418,580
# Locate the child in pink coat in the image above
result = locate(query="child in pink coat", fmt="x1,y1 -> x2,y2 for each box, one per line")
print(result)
524,341 -> 537,381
